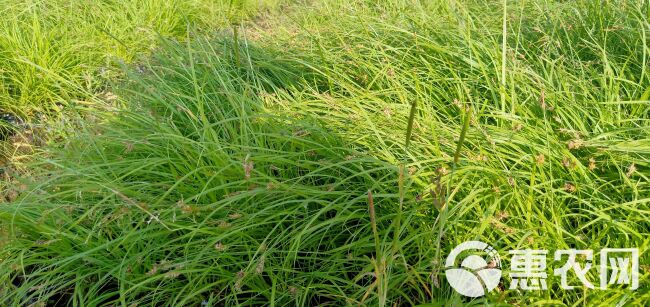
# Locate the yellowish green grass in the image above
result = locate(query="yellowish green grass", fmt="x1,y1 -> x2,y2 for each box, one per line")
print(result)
0,0 -> 280,116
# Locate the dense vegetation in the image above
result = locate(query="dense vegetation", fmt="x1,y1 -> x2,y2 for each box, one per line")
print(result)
1,0 -> 649,305
0,0 -> 277,115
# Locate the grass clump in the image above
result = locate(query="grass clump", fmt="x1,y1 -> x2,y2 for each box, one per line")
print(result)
0,37 -> 440,305
259,0 -> 650,303
1,0 -> 649,305
0,0 -> 279,116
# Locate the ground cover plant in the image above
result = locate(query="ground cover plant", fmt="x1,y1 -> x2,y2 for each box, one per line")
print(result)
0,0 -> 279,224
0,0 -> 279,116
1,0 -> 649,305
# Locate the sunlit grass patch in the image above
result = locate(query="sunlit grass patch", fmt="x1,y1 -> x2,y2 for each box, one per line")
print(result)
0,0 -> 280,116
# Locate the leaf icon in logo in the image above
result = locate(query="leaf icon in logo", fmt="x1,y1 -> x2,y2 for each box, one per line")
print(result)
445,241 -> 502,297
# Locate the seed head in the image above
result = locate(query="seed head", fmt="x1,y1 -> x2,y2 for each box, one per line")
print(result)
626,163 -> 637,178
495,211 -> 509,221
564,182 -> 577,193
243,160 -> 254,180
214,242 -> 226,251
588,158 -> 597,171
164,271 -> 180,279
436,167 -> 448,176
5,190 -> 18,202
383,107 -> 392,118
255,256 -> 265,274
562,157 -> 576,169
492,186 -> 501,194
146,265 -> 158,276
568,139 -> 584,150
288,286 -> 298,297
234,270 -> 245,292
408,166 -> 417,176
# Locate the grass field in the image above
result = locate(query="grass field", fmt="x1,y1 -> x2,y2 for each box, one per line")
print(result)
1,0 -> 649,305
0,0 -> 278,116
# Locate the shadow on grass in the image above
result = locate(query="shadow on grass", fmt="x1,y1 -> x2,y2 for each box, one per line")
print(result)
0,35 -> 444,306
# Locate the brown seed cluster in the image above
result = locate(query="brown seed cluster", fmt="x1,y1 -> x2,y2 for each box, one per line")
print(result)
562,157 -> 576,169
177,200 -> 196,214
490,218 -> 515,234
234,270 -> 245,292
408,166 -> 417,176
243,159 -> 254,180
564,183 -> 577,193
255,255 -> 265,274
495,211 -> 510,221
626,163 -> 637,178
588,158 -> 597,170
436,166 -> 448,176
567,139 -> 584,150
473,154 -> 488,162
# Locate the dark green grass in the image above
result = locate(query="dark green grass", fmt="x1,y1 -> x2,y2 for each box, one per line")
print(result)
0,37 -> 442,305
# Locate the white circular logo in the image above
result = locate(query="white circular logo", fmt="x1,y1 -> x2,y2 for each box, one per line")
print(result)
444,241 -> 502,297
